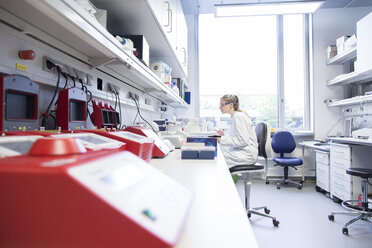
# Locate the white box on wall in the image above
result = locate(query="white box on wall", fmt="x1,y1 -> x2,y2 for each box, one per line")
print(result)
357,12 -> 372,72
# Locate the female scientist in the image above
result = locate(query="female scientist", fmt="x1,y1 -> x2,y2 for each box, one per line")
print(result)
217,95 -> 258,168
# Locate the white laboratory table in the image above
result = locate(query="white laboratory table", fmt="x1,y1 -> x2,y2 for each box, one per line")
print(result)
327,137 -> 372,146
150,147 -> 259,248
299,140 -> 330,152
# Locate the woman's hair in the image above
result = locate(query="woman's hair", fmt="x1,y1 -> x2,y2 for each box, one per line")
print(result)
221,94 -> 241,112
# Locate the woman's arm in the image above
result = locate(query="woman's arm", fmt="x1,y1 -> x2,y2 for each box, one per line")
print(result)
220,113 -> 251,147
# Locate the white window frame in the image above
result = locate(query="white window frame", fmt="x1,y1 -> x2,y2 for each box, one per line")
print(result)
196,14 -> 314,132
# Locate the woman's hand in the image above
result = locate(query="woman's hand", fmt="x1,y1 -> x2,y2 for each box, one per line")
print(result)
216,129 -> 224,136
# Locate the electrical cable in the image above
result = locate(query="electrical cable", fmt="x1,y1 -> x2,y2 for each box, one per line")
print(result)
114,92 -> 118,109
132,97 -> 156,133
62,73 -> 68,89
116,92 -> 123,129
79,79 -> 84,89
71,77 -> 76,88
41,66 -> 61,127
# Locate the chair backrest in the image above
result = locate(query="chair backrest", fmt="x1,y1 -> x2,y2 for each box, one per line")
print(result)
271,131 -> 296,155
255,122 -> 268,159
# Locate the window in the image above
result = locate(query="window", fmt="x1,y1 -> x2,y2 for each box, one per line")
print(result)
199,14 -> 311,130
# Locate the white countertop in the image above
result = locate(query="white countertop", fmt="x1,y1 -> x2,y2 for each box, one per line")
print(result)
299,140 -> 330,151
150,147 -> 259,248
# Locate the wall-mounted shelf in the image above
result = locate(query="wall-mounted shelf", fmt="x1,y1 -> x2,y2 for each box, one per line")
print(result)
327,47 -> 356,65
326,68 -> 372,86
325,94 -> 372,107
0,0 -> 187,108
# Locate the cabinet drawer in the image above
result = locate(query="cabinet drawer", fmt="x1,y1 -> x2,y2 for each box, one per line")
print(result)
330,156 -> 350,170
331,176 -> 352,194
330,143 -> 350,160
331,187 -> 352,202
316,163 -> 330,191
316,151 -> 329,165
330,166 -> 352,183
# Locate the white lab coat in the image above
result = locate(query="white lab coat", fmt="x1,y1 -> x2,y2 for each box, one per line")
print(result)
220,111 -> 258,168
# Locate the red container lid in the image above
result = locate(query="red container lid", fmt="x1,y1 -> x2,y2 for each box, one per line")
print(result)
29,137 -> 87,156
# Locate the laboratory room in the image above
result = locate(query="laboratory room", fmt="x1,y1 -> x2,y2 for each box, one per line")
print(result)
1,0 -> 372,247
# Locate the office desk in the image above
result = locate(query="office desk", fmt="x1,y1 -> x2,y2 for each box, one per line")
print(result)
150,147 -> 259,248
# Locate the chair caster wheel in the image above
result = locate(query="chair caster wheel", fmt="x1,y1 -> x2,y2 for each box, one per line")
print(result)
277,186 -> 280,189
342,227 -> 348,235
265,180 -> 269,184
264,208 -> 270,214
328,215 -> 334,221
273,220 -> 280,226
298,184 -> 303,190
247,212 -> 251,218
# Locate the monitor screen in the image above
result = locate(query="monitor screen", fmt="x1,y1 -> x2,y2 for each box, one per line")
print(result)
108,111 -> 114,125
6,91 -> 36,120
102,110 -> 110,124
69,100 -> 84,121
114,112 -> 120,125
0,140 -> 34,154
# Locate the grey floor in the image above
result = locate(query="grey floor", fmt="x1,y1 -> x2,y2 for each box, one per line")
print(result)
235,179 -> 372,248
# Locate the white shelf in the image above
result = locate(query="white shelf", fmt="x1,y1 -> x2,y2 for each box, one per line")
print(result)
326,94 -> 372,107
327,47 -> 356,65
0,0 -> 187,107
326,68 -> 372,86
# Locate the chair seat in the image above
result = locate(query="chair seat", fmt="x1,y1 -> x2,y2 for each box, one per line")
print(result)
346,168 -> 372,178
229,163 -> 264,173
273,157 -> 303,166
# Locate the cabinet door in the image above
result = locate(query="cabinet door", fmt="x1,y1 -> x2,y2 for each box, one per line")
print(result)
175,0 -> 188,74
148,0 -> 177,50
316,162 -> 330,192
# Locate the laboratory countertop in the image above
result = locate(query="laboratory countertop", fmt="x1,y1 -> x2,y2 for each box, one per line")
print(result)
150,147 -> 259,248
299,140 -> 330,151
327,137 -> 372,146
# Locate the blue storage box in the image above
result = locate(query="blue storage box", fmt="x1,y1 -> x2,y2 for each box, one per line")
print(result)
198,147 -> 215,159
181,149 -> 198,159
186,137 -> 218,156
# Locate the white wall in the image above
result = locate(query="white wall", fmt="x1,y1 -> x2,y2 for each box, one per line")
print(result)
312,7 -> 372,140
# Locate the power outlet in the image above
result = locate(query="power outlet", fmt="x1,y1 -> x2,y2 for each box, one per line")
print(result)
128,91 -> 139,101
43,56 -> 65,73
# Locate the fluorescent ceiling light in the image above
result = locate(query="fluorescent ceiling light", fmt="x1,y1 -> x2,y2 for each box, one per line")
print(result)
215,1 -> 325,17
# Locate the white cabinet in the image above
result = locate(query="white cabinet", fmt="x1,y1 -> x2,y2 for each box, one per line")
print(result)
148,0 -> 177,50
315,151 -> 330,192
175,1 -> 188,74
356,12 -> 372,73
330,143 -> 352,201
93,0 -> 188,78
149,0 -> 188,75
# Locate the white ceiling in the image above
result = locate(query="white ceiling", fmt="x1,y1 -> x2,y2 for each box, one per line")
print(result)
181,0 -> 372,14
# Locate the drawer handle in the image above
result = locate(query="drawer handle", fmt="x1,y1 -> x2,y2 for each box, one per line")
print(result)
333,161 -> 345,166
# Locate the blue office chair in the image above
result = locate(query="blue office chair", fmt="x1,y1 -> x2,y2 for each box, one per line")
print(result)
266,131 -> 303,190
229,122 -> 280,226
